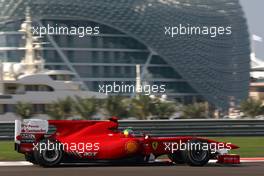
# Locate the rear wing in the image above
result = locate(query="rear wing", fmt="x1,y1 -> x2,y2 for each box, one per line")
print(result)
14,119 -> 49,143
14,118 -> 117,144
14,119 -> 104,143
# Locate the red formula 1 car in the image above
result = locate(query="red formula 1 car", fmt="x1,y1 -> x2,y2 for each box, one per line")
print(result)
14,118 -> 240,167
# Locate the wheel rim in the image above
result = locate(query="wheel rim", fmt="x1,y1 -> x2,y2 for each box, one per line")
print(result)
190,144 -> 208,162
42,149 -> 60,162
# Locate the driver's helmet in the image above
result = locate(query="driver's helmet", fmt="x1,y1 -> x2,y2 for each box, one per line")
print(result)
123,127 -> 134,136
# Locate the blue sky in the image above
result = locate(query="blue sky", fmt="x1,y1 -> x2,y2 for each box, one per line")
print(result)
240,0 -> 264,59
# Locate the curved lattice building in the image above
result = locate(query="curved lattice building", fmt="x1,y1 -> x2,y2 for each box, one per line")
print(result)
0,0 -> 250,109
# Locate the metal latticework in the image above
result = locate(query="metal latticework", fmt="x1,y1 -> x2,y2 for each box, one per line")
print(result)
0,0 -> 250,109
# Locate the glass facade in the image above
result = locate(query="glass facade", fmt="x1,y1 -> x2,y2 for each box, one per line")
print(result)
0,19 -> 200,104
0,0 -> 251,109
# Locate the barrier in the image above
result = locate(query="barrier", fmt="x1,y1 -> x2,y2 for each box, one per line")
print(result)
1,119 -> 264,140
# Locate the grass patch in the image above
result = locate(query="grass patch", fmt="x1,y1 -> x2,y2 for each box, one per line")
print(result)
0,137 -> 263,161
212,137 -> 264,157
0,141 -> 24,161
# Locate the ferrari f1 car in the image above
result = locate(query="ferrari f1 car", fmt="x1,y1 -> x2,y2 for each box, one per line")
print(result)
14,118 -> 240,167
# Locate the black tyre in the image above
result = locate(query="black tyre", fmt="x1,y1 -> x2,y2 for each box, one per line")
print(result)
33,139 -> 64,167
182,140 -> 210,166
168,150 -> 185,164
25,153 -> 38,165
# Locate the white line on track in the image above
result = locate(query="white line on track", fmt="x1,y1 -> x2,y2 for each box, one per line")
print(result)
0,158 -> 264,166
157,158 -> 264,163
0,161 -> 33,166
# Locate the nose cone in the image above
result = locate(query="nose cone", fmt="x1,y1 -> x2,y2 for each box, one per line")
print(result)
229,143 -> 239,149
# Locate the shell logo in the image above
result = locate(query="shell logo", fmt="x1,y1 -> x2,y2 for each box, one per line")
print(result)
125,141 -> 138,153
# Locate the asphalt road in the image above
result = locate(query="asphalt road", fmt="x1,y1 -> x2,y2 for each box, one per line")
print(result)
0,162 -> 263,176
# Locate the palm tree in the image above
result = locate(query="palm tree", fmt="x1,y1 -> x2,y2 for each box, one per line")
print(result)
46,97 -> 74,120
15,102 -> 33,119
152,100 -> 177,119
240,98 -> 264,118
103,95 -> 130,118
129,95 -> 156,120
182,103 -> 207,119
74,96 -> 98,119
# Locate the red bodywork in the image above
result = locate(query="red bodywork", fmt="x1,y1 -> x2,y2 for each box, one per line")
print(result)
15,119 -> 239,162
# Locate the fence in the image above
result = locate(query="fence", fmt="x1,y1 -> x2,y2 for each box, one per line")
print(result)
1,119 -> 264,140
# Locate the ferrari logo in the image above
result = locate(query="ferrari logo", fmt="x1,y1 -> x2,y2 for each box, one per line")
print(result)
152,142 -> 159,150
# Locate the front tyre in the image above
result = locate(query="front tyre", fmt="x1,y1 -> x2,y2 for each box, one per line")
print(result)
34,139 -> 63,167
182,140 -> 210,166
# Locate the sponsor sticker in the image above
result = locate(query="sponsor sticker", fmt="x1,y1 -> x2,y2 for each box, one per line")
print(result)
21,119 -> 48,134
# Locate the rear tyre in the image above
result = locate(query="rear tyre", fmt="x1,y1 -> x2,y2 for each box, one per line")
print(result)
25,153 -> 38,165
34,139 -> 63,167
168,151 -> 185,164
182,140 -> 210,166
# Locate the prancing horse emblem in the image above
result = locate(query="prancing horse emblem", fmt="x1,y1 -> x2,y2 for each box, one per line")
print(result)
152,142 -> 158,150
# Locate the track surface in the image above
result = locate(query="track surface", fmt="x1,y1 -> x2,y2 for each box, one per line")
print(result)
0,162 -> 263,176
